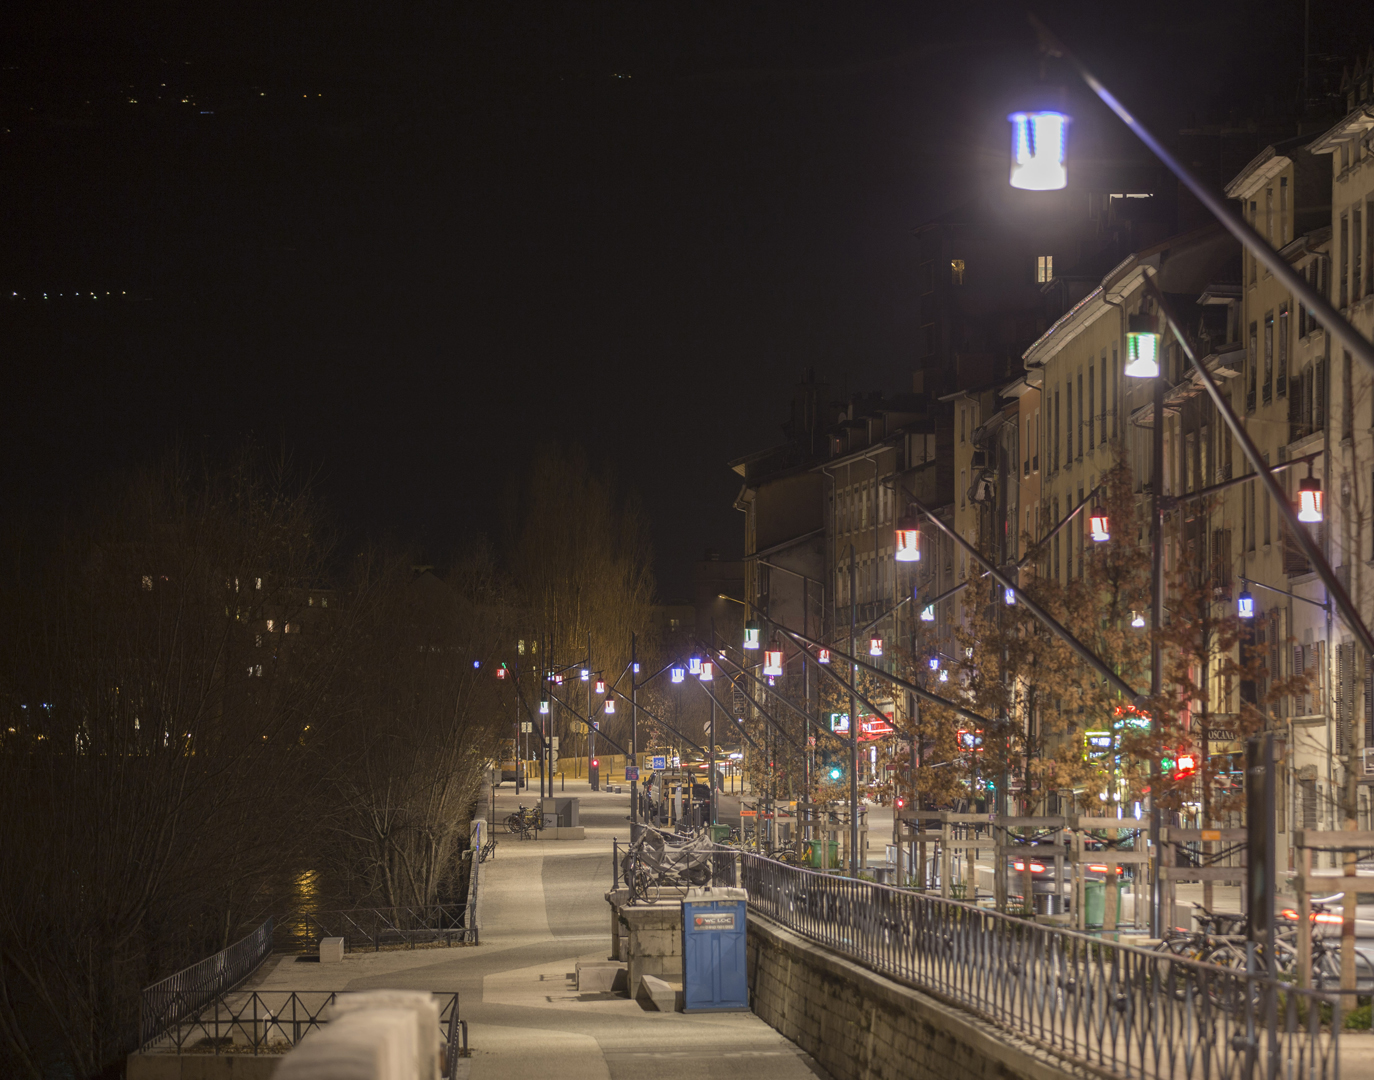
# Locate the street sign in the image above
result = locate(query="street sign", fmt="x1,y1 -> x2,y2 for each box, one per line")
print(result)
551,737 -> 560,751
592,721 -> 600,730
625,766 -> 640,781
520,721 -> 532,733
651,755 -> 667,770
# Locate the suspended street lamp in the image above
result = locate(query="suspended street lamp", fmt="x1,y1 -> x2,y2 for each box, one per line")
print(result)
929,656 -> 940,671
1090,504 -> 1110,542
1297,470 -> 1324,523
1007,110 -> 1071,191
1124,313 -> 1160,379
688,655 -> 702,676
1130,610 -> 1146,629
1237,587 -> 1255,620
580,668 -> 590,682
604,696 -> 616,714
920,605 -> 935,622
743,620 -> 761,649
595,676 -> 606,695
763,649 -> 783,677
539,692 -> 550,715
818,648 -> 831,664
700,661 -> 714,681
671,665 -> 686,684
939,669 -> 949,683
894,513 -> 921,562
1004,587 -> 1017,606
870,636 -> 884,657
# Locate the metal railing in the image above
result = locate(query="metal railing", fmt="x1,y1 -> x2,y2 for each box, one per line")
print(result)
275,904 -> 471,954
138,989 -> 465,1074
738,852 -> 1341,1080
139,918 -> 274,1049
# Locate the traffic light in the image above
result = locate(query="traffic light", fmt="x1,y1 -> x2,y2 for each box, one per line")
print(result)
590,757 -> 600,791
818,746 -> 845,783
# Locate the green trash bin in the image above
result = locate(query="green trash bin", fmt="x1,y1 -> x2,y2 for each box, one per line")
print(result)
709,824 -> 731,843
1083,879 -> 1123,927
803,839 -> 839,869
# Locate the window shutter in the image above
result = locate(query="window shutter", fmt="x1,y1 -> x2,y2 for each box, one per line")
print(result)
1337,642 -> 1354,755
1293,643 -> 1306,715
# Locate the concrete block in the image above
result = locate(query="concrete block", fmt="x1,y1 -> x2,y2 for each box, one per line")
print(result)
319,937 -> 345,963
576,961 -> 628,993
326,991 -> 440,1080
636,974 -> 682,1013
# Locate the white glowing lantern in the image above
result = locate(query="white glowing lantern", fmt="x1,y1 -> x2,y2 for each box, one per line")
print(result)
1297,473 -> 1324,523
1125,313 -> 1160,379
1090,506 -> 1110,542
1004,587 -> 1016,606
688,655 -> 702,676
700,661 -> 714,681
671,665 -> 686,684
939,669 -> 949,682
763,650 -> 783,677
869,636 -> 883,658
604,696 -> 616,714
894,514 -> 921,562
595,677 -> 606,695
580,668 -> 590,682
920,605 -> 935,622
1130,610 -> 1146,629
1008,110 -> 1070,191
743,620 -> 761,649
539,694 -> 550,715
818,648 -> 831,664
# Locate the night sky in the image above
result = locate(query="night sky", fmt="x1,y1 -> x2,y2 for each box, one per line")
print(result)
4,1 -> 1369,595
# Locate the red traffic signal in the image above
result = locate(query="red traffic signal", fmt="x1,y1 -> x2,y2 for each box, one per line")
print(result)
591,758 -> 599,768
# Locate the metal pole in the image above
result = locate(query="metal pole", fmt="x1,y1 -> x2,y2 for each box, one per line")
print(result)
849,544 -> 859,875
1150,370 -> 1165,937
631,633 -> 638,827
587,633 -> 595,790
1147,277 -> 1374,658
1032,14 -> 1374,377
906,491 -> 1142,702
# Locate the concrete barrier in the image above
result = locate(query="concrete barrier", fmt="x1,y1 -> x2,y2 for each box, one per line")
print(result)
747,912 -> 1082,1080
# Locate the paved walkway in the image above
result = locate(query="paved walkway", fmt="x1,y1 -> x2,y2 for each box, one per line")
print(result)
250,779 -> 826,1080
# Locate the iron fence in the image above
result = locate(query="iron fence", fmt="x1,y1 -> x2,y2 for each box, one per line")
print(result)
138,989 -> 465,1075
738,852 -> 1342,1080
275,904 -> 471,954
139,918 -> 274,1049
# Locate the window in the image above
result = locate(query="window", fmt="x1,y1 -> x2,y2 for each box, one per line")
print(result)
141,574 -> 153,591
1066,382 -> 1073,461
1100,352 -> 1107,436
1278,306 -> 1289,398
1263,453 -> 1271,546
1077,372 -> 1084,458
1280,176 -> 1289,244
1341,213 -> 1349,308
1265,187 -> 1273,243
1110,348 -> 1118,437
960,406 -> 966,444
1355,205 -> 1364,299
1037,255 -> 1053,283
1367,198 -> 1374,299
1263,312 -> 1273,405
266,619 -> 275,632
1247,322 -> 1258,412
1088,366 -> 1095,450
1250,202 -> 1258,284
255,634 -> 263,647
255,577 -> 262,590
960,469 -> 966,508
1343,351 -> 1354,441
1053,389 -> 1061,472
951,258 -> 965,285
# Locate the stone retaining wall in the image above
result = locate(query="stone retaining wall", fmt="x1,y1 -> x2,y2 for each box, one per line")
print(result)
746,913 -> 1086,1080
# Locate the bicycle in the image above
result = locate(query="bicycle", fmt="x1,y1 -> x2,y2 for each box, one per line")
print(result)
504,805 -> 543,840
478,835 -> 498,863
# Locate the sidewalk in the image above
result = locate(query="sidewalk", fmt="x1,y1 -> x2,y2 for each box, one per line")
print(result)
251,778 -> 825,1080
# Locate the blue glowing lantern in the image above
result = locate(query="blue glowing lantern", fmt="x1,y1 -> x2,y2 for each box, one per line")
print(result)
1237,588 -> 1255,620
1008,110 -> 1070,191
920,605 -> 935,622
743,620 -> 761,649
688,655 -> 702,676
670,665 -> 686,684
